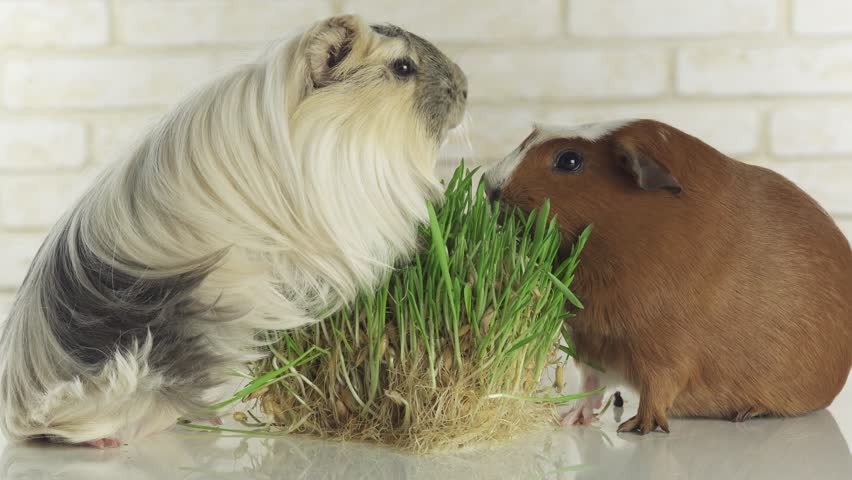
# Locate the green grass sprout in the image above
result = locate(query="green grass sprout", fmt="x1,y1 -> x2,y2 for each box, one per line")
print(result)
225,163 -> 593,451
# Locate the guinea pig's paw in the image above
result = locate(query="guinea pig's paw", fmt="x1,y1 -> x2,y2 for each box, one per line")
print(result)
82,438 -> 122,449
177,413 -> 224,426
617,411 -> 670,435
731,407 -> 766,423
559,404 -> 596,427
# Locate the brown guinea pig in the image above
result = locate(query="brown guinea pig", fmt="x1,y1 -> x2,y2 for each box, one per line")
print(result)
484,119 -> 852,434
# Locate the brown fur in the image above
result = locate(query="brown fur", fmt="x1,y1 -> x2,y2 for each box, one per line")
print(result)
493,119 -> 852,433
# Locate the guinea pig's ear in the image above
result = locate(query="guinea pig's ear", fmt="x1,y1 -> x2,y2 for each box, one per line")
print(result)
615,142 -> 682,195
306,15 -> 363,88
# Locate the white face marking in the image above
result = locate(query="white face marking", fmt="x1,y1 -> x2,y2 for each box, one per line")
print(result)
536,119 -> 638,143
484,119 -> 637,190
484,142 -> 527,191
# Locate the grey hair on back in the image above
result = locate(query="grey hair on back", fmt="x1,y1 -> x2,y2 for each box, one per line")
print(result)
0,15 -> 463,444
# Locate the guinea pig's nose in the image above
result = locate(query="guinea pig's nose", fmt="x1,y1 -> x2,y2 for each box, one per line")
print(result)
487,186 -> 501,202
447,87 -> 468,102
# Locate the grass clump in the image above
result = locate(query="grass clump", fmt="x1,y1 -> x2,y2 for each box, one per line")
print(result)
227,165 -> 594,452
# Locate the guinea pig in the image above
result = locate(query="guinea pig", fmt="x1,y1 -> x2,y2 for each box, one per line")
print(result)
485,119 -> 852,434
0,15 -> 467,447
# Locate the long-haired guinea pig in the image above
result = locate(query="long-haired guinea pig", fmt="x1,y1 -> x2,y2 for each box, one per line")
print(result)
485,119 -> 852,434
0,15 -> 467,447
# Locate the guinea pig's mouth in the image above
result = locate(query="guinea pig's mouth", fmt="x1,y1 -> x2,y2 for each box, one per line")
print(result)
488,198 -> 516,228
439,112 -> 473,159
481,181 -> 516,224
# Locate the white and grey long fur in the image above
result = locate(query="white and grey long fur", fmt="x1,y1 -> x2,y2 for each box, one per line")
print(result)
0,15 -> 467,444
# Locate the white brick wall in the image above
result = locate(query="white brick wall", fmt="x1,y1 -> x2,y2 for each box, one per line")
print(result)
346,0 -> 562,41
770,105 -> 852,156
0,119 -> 86,170
454,47 -> 668,101
90,115 -> 156,164
0,171 -> 96,228
114,0 -> 332,46
840,219 -> 852,241
0,233 -> 44,289
0,0 -> 851,302
0,1 -> 108,48
3,55 -> 228,108
677,45 -> 852,96
771,160 -> 852,216
0,295 -> 12,319
0,292 -> 13,320
793,0 -> 852,35
568,0 -> 778,37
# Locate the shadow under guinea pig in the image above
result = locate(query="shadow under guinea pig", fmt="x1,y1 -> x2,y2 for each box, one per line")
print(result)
566,409 -> 851,480
1,409 -> 847,480
0,427 -> 590,480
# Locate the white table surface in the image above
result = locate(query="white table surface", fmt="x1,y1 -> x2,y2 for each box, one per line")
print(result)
1,380 -> 849,479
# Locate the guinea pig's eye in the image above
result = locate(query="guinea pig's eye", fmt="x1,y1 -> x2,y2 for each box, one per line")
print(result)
392,58 -> 417,78
553,150 -> 584,173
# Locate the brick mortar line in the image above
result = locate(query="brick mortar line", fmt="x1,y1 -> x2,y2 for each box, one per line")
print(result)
664,47 -> 677,100
28,94 -> 852,109
0,46 -> 257,58
469,99 -> 852,110
481,36 -> 852,47
0,108 -> 168,117
559,29 -> 795,43
106,0 -> 118,46
83,122 -> 96,169
0,165 -> 99,176
469,36 -> 852,47
442,35 -> 852,48
10,35 -> 852,55
758,109 -> 771,156
7,97 -> 852,117
783,0 -> 795,35
560,0 -> 570,36
671,93 -> 852,102
0,168 -> 90,176
6,99 -> 852,119
468,96 -> 852,107
0,109 -> 164,118
0,226 -> 51,235
769,155 -> 852,162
